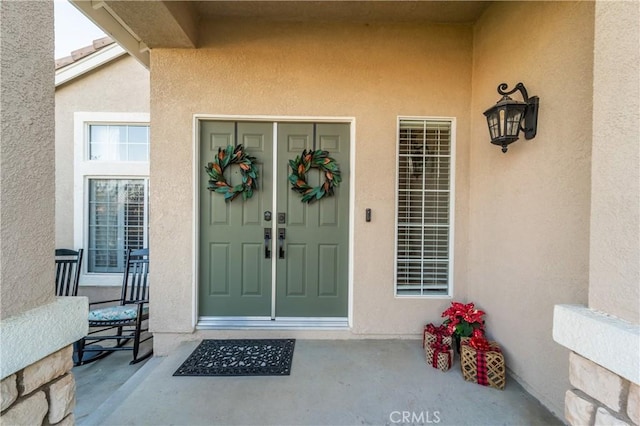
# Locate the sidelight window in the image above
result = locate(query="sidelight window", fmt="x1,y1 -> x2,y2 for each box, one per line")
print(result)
395,118 -> 455,296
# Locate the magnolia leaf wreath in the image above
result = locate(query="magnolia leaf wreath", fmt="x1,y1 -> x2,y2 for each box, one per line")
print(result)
205,144 -> 258,202
288,149 -> 341,203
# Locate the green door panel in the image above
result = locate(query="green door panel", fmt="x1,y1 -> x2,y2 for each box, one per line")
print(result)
199,121 -> 273,316
199,121 -> 350,319
275,123 -> 350,317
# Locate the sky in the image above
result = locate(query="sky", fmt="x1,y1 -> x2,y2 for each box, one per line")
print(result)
54,0 -> 107,59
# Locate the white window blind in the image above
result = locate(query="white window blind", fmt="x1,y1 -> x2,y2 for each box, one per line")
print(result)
395,119 -> 454,296
88,179 -> 148,273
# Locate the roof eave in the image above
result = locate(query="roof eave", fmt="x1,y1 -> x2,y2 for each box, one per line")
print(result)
70,1 -> 151,69
55,43 -> 127,87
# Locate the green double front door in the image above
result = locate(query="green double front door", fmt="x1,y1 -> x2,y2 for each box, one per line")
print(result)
199,121 -> 349,318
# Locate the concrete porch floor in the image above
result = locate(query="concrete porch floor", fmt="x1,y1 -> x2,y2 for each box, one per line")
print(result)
73,339 -> 562,426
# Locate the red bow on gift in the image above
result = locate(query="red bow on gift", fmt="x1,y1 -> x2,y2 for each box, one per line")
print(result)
469,336 -> 492,351
426,324 -> 449,335
467,336 -> 501,352
429,342 -> 452,370
424,323 -> 452,348
472,328 -> 485,338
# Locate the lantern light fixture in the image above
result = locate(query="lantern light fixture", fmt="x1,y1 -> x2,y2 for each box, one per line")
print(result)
484,82 -> 539,153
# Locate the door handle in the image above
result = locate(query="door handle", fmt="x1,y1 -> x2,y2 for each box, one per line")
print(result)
278,228 -> 285,259
264,228 -> 272,259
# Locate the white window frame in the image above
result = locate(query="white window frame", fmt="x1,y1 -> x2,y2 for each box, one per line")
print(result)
394,116 -> 456,298
74,112 -> 150,286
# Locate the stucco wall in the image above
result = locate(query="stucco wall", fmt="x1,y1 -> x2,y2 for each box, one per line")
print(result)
0,1 -> 56,319
54,54 -> 149,302
149,20 -> 473,334
0,0 -> 88,383
55,55 -> 150,249
469,1 -> 594,417
589,1 -> 640,323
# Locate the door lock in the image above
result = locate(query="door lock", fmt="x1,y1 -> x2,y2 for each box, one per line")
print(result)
264,211 -> 272,222
277,212 -> 286,224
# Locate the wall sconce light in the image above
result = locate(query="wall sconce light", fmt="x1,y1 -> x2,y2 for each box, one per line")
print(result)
484,82 -> 539,153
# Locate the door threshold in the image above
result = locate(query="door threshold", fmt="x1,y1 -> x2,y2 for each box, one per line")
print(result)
197,316 -> 349,330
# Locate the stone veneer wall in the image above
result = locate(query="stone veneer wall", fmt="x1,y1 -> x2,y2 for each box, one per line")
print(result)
0,346 -> 76,425
566,352 -> 639,426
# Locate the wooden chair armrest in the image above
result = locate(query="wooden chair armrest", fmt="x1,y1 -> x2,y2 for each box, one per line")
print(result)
88,298 -> 122,307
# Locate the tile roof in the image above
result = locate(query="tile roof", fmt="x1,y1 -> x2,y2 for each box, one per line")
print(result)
55,36 -> 115,70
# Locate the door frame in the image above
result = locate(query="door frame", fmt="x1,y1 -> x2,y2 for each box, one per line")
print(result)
191,114 -> 356,329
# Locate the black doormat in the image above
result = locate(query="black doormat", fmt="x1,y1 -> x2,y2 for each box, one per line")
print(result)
173,339 -> 295,377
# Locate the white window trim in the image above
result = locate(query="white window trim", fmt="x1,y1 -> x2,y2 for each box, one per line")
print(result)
394,116 -> 456,299
74,112 -> 150,286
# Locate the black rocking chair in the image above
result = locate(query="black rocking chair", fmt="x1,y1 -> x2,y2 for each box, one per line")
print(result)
76,248 -> 152,365
55,248 -> 83,297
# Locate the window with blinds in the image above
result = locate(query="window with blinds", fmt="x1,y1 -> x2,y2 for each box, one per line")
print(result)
395,118 -> 454,296
88,179 -> 148,273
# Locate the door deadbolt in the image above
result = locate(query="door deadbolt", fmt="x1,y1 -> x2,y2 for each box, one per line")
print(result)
264,211 -> 272,222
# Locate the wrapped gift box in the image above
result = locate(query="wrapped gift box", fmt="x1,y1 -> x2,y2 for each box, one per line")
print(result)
423,323 -> 453,348
460,337 -> 506,390
425,342 -> 453,372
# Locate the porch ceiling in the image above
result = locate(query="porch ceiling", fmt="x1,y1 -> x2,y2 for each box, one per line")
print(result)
71,0 -> 490,68
194,1 -> 491,23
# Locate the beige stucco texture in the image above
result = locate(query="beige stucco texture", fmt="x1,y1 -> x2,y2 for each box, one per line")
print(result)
1,0 -> 89,383
469,1 -> 594,416
55,55 -> 150,249
147,1 -> 613,417
1,1 -> 56,319
149,20 -> 473,334
590,1 -> 640,323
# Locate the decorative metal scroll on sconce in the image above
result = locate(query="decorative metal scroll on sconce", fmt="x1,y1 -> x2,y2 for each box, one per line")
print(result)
483,82 -> 540,153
